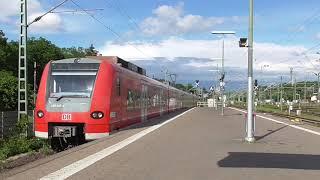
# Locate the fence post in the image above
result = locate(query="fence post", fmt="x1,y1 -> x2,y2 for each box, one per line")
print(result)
33,110 -> 35,136
1,112 -> 4,139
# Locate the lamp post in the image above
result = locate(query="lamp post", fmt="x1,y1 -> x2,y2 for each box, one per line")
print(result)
246,0 -> 255,143
209,69 -> 219,109
211,31 -> 235,116
239,0 -> 255,143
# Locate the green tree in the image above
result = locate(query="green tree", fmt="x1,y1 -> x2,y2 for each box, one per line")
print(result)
85,44 -> 97,56
0,30 -> 18,74
0,30 -> 8,61
27,37 -> 64,86
175,83 -> 186,91
61,47 -> 86,58
0,71 -> 18,111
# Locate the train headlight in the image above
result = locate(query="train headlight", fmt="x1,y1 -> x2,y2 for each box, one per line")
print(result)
37,110 -> 44,118
91,111 -> 104,119
97,112 -> 104,118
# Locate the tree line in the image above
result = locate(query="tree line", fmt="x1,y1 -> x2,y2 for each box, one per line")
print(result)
0,30 -> 97,111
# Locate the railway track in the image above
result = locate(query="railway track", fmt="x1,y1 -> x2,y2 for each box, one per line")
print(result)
263,111 -> 320,127
232,105 -> 320,127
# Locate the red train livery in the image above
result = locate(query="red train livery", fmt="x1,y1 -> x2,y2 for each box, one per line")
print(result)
35,56 -> 197,148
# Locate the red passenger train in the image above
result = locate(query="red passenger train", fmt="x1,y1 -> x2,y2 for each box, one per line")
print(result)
35,56 -> 197,149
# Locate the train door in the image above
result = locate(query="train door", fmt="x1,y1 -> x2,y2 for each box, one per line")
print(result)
141,83 -> 148,122
160,88 -> 164,116
116,74 -> 122,124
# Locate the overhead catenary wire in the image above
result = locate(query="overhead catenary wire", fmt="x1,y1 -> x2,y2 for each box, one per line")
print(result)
27,0 -> 70,27
101,0 -> 157,60
254,8 -> 320,67
285,8 -> 320,44
70,0 -> 156,61
50,8 -> 104,14
104,0 -> 142,32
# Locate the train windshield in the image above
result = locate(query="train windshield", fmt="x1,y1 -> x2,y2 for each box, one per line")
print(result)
49,63 -> 99,98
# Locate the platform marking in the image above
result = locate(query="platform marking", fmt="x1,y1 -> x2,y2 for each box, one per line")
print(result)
229,107 -> 320,136
40,107 -> 196,180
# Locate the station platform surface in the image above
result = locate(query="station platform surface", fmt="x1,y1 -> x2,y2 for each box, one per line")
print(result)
2,107 -> 320,180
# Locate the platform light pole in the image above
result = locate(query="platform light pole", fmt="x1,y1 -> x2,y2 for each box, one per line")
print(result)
209,69 -> 219,109
246,0 -> 255,143
211,31 -> 236,116
239,0 -> 255,142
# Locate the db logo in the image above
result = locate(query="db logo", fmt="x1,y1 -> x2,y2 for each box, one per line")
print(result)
61,113 -> 72,121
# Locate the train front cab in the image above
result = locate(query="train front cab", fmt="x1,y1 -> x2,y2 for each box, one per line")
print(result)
35,59 -> 113,149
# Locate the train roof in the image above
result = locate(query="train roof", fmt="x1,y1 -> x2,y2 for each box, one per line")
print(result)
86,56 -> 146,76
52,56 -> 146,76
52,56 -> 197,98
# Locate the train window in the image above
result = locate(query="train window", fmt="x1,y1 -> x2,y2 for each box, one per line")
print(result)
127,90 -> 134,110
116,77 -> 120,96
134,92 -> 140,108
127,89 -> 140,110
153,94 -> 159,107
49,71 -> 97,98
148,96 -> 152,106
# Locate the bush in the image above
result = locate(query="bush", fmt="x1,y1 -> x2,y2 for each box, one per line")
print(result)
15,115 -> 32,135
4,137 -> 30,157
0,147 -> 9,161
29,138 -> 48,151
0,137 -> 49,161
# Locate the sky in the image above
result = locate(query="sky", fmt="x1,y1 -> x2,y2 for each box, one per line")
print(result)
1,0 -> 320,90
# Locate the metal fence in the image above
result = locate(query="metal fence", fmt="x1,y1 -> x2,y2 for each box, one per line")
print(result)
0,110 -> 34,139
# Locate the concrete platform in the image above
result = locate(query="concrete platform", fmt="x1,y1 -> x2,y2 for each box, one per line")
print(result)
2,107 -> 320,180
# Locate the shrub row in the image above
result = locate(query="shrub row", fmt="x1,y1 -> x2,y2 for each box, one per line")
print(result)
0,137 -> 49,161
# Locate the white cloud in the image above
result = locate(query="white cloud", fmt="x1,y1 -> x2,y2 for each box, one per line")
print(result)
99,36 -> 315,75
0,0 -> 41,23
0,0 -> 64,33
140,3 -> 225,36
185,61 -> 217,68
28,12 -> 64,33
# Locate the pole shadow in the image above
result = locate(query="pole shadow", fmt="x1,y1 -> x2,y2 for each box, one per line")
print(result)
218,152 -> 320,170
255,125 -> 288,141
